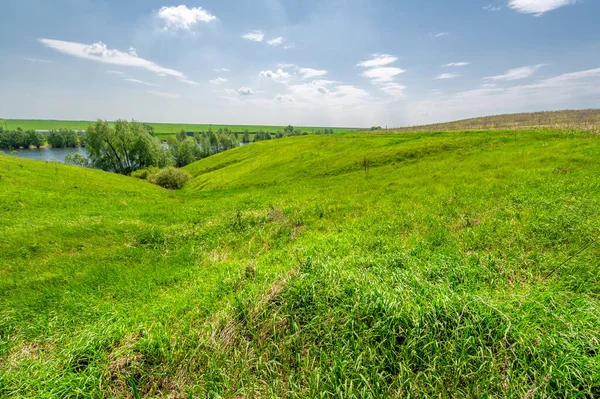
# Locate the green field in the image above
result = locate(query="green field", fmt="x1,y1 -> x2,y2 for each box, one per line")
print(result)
0,119 -> 356,136
1,129 -> 599,397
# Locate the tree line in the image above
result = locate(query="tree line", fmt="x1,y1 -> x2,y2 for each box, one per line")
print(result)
0,125 -> 83,150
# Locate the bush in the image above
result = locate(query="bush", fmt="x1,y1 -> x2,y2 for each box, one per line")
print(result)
147,167 -> 192,189
131,166 -> 159,180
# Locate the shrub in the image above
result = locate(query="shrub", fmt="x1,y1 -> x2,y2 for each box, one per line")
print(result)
131,166 -> 159,180
147,167 -> 192,189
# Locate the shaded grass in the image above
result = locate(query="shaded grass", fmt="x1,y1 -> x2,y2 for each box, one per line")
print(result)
1,129 -> 599,397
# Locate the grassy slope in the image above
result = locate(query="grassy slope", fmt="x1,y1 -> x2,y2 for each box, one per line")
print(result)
1,130 -> 599,398
393,109 -> 600,132
0,119 -> 355,135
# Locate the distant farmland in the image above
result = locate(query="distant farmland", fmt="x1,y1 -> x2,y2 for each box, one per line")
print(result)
0,119 -> 358,136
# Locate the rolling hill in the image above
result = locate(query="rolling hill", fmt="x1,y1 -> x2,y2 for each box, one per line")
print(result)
1,128 -> 599,397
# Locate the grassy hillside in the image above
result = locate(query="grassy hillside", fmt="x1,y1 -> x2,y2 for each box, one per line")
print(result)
393,109 -> 600,132
1,129 -> 599,397
0,119 -> 355,136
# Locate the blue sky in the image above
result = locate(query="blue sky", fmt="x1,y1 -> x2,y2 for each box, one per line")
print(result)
1,0 -> 599,127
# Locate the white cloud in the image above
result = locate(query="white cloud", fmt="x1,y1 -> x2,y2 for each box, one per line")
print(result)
275,94 -> 294,103
178,78 -> 199,85
147,90 -> 179,99
310,79 -> 339,86
357,54 -> 398,68
267,37 -> 284,46
277,63 -> 296,68
409,67 -> 600,124
259,69 -> 291,81
129,47 -> 137,57
299,67 -> 328,79
157,5 -> 216,30
284,45 -> 295,50
435,73 -> 458,80
361,67 -> 405,83
106,70 -> 124,75
508,0 -> 577,15
444,62 -> 471,67
124,78 -> 160,87
242,31 -> 265,42
209,77 -> 228,84
237,87 -> 255,96
22,57 -> 52,64
316,86 -> 329,94
379,83 -> 406,97
214,68 -> 230,72
433,32 -> 449,38
481,83 -> 498,88
484,5 -> 503,11
39,39 -> 185,78
485,64 -> 545,81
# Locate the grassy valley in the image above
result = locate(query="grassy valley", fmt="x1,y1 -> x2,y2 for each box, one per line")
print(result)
1,128 -> 599,397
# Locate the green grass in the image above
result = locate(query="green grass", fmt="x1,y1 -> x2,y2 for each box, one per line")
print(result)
1,129 -> 599,397
0,119 -> 356,136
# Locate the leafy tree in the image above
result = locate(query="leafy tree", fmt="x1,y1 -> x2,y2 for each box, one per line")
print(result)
177,130 -> 188,141
284,125 -> 294,135
47,130 -> 66,148
64,153 -> 90,167
85,120 -> 165,175
242,129 -> 251,143
26,130 -> 44,148
168,136 -> 202,167
143,123 -> 156,137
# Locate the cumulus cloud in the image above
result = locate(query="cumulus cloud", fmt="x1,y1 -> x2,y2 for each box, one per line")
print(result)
242,31 -> 264,42
361,67 -> 405,83
357,54 -> 398,68
508,0 -> 577,15
299,67 -> 328,79
259,69 -> 291,82
157,5 -> 216,30
209,77 -> 228,84
267,37 -> 284,46
444,62 -> 471,67
484,64 -> 545,81
275,94 -> 294,103
434,73 -> 458,80
39,39 -> 185,78
147,90 -> 179,99
124,78 -> 160,87
237,87 -> 255,96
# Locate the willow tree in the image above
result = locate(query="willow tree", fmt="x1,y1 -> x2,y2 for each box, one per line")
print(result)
85,120 -> 166,175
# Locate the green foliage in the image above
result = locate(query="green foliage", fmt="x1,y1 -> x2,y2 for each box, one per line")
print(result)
85,120 -> 165,175
131,166 -> 160,180
46,129 -> 79,148
2,129 -> 600,397
168,136 -> 203,167
147,166 -> 192,189
26,130 -> 44,148
64,153 -> 90,168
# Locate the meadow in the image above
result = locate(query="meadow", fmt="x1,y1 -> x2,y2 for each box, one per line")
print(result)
0,119 -> 355,137
1,128 -> 599,398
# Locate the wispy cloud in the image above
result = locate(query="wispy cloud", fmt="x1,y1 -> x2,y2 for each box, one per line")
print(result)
275,94 -> 294,103
508,0 -> 577,15
484,64 -> 545,81
357,54 -> 398,68
267,37 -> 284,46
410,67 -> 600,124
147,90 -> 179,99
483,5 -> 503,11
444,62 -> 471,67
228,87 -> 255,96
178,78 -> 199,85
209,77 -> 228,84
361,67 -> 405,83
242,30 -> 265,42
214,68 -> 230,72
435,73 -> 458,79
39,39 -> 185,78
157,5 -> 216,30
299,67 -> 328,79
22,57 -> 52,64
124,78 -> 160,87
432,32 -> 449,38
106,70 -> 124,75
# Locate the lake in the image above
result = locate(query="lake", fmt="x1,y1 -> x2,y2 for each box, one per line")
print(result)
2,147 -> 88,163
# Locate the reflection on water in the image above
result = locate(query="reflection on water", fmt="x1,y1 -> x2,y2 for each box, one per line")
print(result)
2,147 -> 89,163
